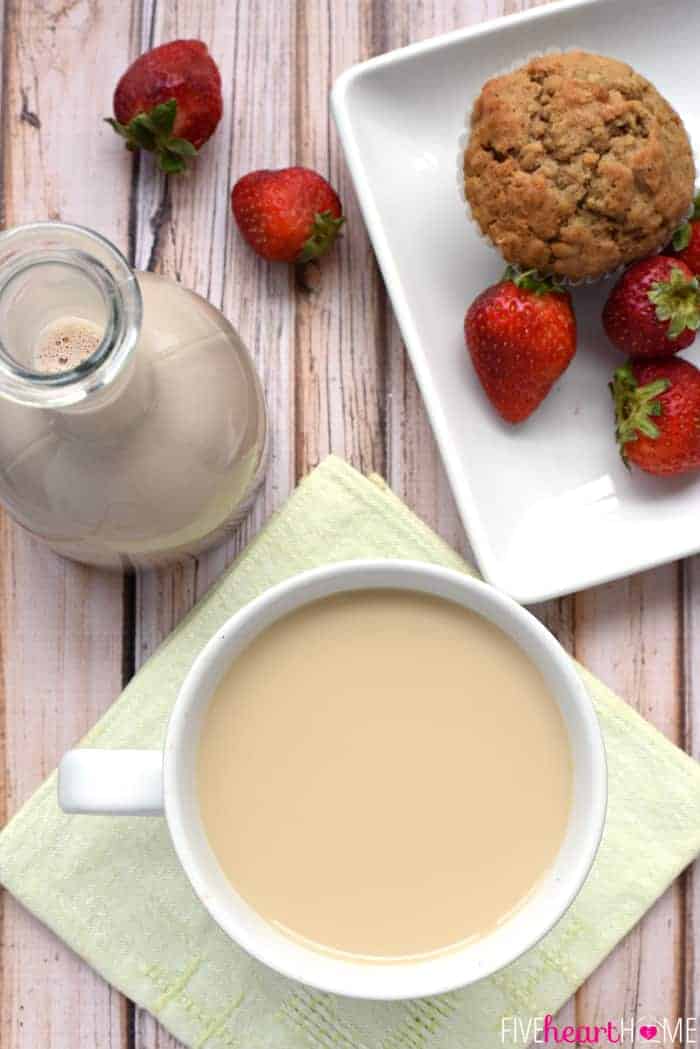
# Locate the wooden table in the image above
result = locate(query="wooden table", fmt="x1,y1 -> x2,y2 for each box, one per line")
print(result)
0,1 -> 697,1046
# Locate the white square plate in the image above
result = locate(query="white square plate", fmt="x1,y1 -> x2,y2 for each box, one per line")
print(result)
332,0 -> 700,604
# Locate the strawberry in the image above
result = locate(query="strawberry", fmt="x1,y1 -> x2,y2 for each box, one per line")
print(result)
464,268 -> 577,423
610,357 -> 700,475
231,167 -> 344,264
602,256 -> 700,358
107,40 -> 222,174
669,194 -> 700,276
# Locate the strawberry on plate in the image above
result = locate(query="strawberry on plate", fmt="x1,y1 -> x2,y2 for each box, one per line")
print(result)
107,40 -> 222,173
610,357 -> 700,475
602,256 -> 700,358
669,194 -> 700,276
464,268 -> 577,423
231,167 -> 344,264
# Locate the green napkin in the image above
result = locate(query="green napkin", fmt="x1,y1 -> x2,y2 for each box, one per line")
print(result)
2,455 -> 700,1049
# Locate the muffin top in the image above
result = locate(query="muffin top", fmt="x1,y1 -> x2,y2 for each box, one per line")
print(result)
463,51 -> 695,281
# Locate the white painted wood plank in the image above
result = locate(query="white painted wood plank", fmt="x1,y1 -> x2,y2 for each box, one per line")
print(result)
0,1 -> 134,1047
130,0 -> 296,600
293,0 -> 386,477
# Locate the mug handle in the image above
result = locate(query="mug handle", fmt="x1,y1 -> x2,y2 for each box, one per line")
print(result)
58,750 -> 164,816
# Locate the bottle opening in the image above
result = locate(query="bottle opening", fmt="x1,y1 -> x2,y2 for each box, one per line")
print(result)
0,253 -> 115,380
0,223 -> 142,408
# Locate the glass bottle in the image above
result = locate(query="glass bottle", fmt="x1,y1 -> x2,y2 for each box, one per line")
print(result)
0,222 -> 267,568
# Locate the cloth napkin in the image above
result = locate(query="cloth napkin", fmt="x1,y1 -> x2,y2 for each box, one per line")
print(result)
2,455 -> 700,1049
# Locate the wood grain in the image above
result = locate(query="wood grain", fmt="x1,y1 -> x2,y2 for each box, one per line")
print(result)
0,1 -> 132,1047
294,0 -> 386,479
0,1 -> 697,1048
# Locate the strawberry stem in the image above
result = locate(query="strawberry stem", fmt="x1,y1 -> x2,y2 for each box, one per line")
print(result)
672,195 -> 700,251
610,363 -> 671,466
648,265 -> 700,338
503,265 -> 565,296
673,223 -> 692,252
106,98 -> 198,174
296,211 -> 345,264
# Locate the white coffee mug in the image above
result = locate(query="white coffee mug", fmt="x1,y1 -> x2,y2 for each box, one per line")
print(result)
58,560 -> 607,999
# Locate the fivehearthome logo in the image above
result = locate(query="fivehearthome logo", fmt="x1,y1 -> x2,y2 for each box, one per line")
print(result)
500,1014 -> 698,1045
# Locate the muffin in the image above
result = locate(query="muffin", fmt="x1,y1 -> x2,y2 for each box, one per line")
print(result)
463,51 -> 695,282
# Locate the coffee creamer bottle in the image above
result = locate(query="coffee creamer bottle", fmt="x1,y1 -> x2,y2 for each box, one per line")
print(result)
0,222 -> 267,568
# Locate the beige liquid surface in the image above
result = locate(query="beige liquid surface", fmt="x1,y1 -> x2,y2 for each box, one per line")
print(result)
35,316 -> 103,372
197,589 -> 572,961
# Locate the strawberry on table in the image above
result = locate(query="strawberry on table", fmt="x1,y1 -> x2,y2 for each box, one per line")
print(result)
107,40 -> 222,174
464,268 -> 577,423
602,256 -> 700,358
610,357 -> 700,476
669,194 -> 700,276
231,167 -> 344,264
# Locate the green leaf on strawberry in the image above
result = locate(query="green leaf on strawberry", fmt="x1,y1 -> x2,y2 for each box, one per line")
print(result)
165,138 -> 198,156
671,194 -> 700,252
146,99 -> 177,135
610,363 -> 671,466
503,265 -> 566,296
106,98 -> 199,174
648,265 -> 700,339
673,224 -> 692,252
296,210 -> 346,264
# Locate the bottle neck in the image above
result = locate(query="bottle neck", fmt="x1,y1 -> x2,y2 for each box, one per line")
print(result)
0,222 -> 142,409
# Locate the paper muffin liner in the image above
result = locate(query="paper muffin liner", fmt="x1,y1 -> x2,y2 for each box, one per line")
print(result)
456,47 -> 700,287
